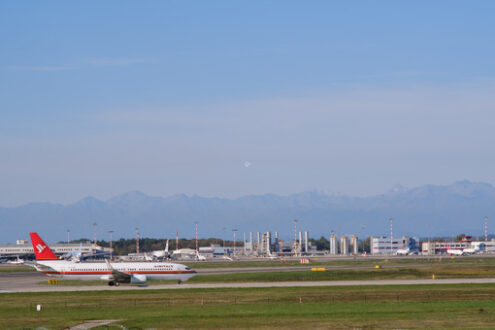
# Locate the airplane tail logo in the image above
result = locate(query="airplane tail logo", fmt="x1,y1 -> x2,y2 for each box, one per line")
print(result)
36,244 -> 46,254
29,232 -> 58,260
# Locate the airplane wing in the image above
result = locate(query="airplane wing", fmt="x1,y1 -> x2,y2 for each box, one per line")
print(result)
105,259 -> 131,283
24,261 -> 57,273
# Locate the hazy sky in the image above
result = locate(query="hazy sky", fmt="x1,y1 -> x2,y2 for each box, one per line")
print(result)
1,1 -> 495,207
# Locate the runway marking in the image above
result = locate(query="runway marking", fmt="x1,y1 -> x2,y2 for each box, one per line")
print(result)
68,319 -> 122,329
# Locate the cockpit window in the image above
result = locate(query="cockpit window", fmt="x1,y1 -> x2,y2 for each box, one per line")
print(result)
185,267 -> 190,270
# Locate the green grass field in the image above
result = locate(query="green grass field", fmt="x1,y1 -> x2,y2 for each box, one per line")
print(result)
2,284 -> 495,328
5,257 -> 495,328
183,255 -> 492,268
0,265 -> 35,273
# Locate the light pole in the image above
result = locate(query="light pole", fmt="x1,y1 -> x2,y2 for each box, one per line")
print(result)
222,227 -> 226,255
195,221 -> 199,253
108,230 -> 114,261
389,218 -> 393,255
233,229 -> 238,257
294,219 -> 298,256
67,229 -> 70,244
361,225 -> 366,254
93,222 -> 97,255
135,227 -> 140,254
243,232 -> 246,255
485,216 -> 488,243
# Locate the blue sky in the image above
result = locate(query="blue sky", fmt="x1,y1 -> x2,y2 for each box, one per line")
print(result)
1,1 -> 495,206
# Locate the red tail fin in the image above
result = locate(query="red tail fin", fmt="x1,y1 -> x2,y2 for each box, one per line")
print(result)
29,232 -> 58,260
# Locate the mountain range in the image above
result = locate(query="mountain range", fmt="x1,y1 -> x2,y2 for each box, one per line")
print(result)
1,180 -> 494,243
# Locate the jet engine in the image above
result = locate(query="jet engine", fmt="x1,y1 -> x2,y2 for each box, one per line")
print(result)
130,274 -> 147,284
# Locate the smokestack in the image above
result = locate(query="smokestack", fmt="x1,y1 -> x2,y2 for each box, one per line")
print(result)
249,232 -> 253,253
330,235 -> 337,255
257,232 -> 261,252
299,231 -> 302,254
304,231 -> 309,253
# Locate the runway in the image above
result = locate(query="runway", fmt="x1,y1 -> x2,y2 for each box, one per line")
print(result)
0,262 -> 430,293
2,270 -> 495,293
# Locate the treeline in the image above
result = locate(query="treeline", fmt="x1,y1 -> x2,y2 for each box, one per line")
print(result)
69,238 -> 240,255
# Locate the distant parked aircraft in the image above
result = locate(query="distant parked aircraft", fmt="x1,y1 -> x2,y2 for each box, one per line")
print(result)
447,249 -> 464,256
149,239 -> 170,260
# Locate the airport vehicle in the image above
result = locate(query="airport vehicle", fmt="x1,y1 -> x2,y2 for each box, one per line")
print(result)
28,232 -> 196,286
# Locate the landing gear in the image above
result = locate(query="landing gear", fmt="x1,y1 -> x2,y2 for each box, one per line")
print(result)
108,281 -> 115,286
115,282 -> 120,286
178,280 -> 182,284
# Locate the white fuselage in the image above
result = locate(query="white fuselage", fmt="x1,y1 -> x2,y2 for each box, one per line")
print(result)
35,260 -> 196,282
447,249 -> 464,256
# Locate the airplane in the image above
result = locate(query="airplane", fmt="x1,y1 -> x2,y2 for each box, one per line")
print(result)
149,239 -> 171,260
462,242 -> 485,255
6,256 -> 25,264
447,249 -> 465,256
27,232 -> 196,286
396,248 -> 410,256
461,248 -> 478,255
266,243 -> 279,260
62,243 -> 84,262
195,250 -> 206,261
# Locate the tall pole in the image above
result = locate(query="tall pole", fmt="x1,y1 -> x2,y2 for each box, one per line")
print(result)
195,221 -> 199,253
67,229 -> 70,244
233,229 -> 237,257
361,225 -> 366,254
108,230 -> 114,261
222,227 -> 226,254
136,227 -> 140,254
390,217 -> 393,255
93,222 -> 97,255
485,216 -> 488,243
243,232 -> 246,255
294,219 -> 298,256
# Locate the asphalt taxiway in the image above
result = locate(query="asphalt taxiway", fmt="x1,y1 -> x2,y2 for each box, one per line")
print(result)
0,262 -> 428,293
2,266 -> 495,293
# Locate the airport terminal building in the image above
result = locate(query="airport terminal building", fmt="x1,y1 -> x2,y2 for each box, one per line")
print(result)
0,240 -> 105,259
370,236 -> 419,255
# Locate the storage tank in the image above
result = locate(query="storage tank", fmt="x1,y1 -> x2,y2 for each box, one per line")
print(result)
350,235 -> 358,254
330,235 -> 338,255
340,235 -> 349,255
